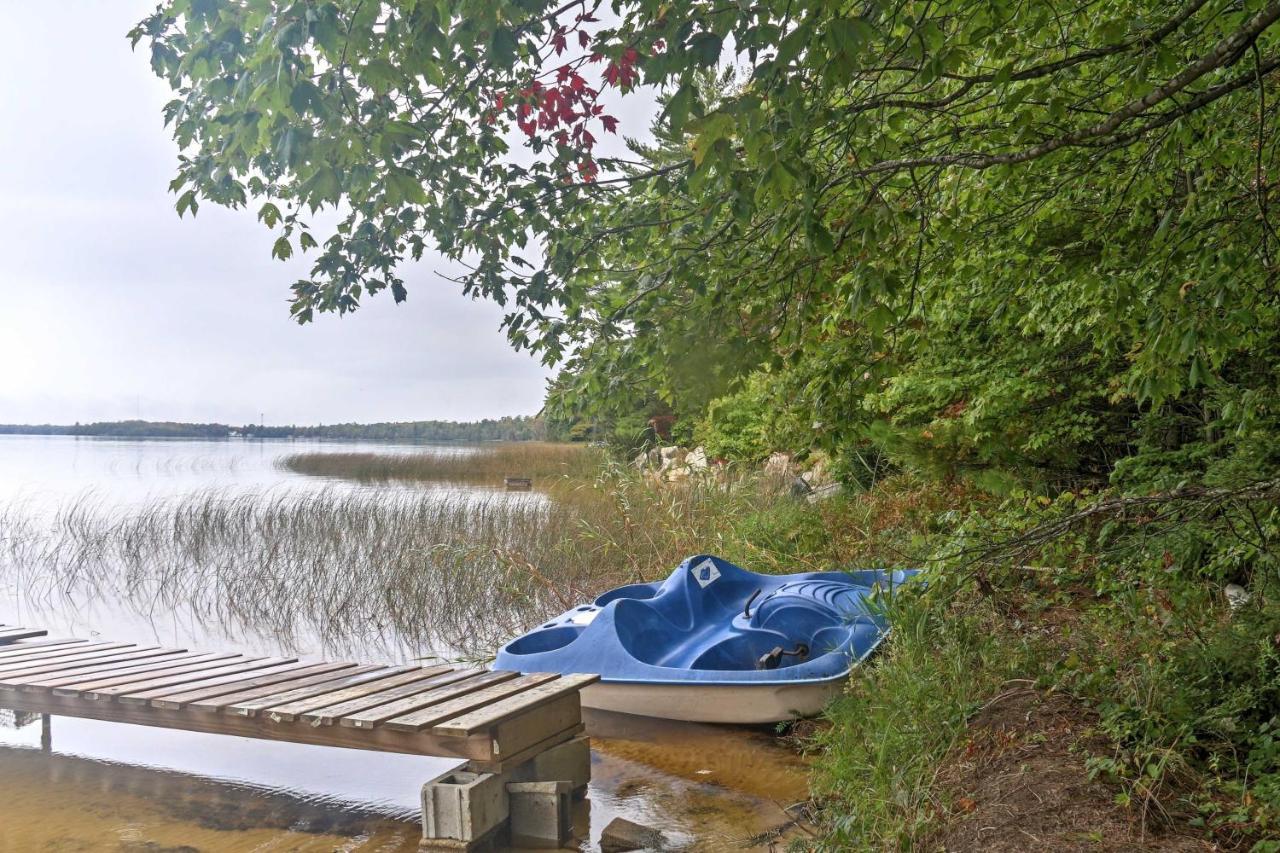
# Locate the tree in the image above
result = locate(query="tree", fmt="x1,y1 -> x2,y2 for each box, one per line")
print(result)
134,0 -> 1280,486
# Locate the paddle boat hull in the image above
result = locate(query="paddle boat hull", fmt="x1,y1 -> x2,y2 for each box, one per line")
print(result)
495,555 -> 918,724
580,677 -> 848,723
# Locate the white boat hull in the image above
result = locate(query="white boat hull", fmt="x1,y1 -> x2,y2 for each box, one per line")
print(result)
580,677 -> 847,724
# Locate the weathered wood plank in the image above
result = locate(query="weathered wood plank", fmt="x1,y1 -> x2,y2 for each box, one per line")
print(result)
109,658 -> 295,705
0,643 -> 133,670
19,651 -> 205,691
306,669 -> 492,728
0,628 -> 48,643
0,647 -> 172,683
262,667 -> 451,723
383,674 -> 562,733
82,657 -> 260,701
337,671 -> 518,730
488,693 -> 584,759
0,639 -> 89,660
151,661 -> 358,710
431,675 -> 600,737
189,664 -> 385,714
48,654 -> 242,696
224,666 -> 414,718
146,661 -> 346,710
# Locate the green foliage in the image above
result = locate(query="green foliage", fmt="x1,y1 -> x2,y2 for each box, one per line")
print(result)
133,1 -> 1280,494
693,372 -> 806,461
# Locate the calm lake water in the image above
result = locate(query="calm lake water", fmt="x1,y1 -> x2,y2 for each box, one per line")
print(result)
0,435 -> 810,852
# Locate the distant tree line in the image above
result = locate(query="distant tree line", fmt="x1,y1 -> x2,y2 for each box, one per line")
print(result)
0,417 -> 547,442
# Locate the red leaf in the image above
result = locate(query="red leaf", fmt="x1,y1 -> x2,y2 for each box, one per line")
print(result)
601,115 -> 619,133
552,30 -> 567,55
578,30 -> 590,48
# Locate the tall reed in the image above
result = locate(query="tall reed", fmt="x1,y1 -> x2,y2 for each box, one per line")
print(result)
0,467 -> 798,660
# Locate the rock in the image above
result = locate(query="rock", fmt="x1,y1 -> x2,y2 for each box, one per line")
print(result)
665,465 -> 691,481
790,476 -> 813,497
801,453 -> 832,487
600,816 -> 666,852
806,482 -> 843,504
659,445 -> 682,462
764,451 -> 793,478
1225,583 -> 1251,609
632,448 -> 661,470
686,446 -> 708,470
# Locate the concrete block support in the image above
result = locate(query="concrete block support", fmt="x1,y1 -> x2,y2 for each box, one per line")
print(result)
507,780 -> 573,848
420,736 -> 591,851
421,770 -> 509,850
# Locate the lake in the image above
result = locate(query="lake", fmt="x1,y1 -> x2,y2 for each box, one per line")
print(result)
0,435 -> 809,851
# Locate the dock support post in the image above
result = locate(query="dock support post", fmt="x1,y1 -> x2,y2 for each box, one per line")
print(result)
419,736 -> 590,851
40,713 -> 51,753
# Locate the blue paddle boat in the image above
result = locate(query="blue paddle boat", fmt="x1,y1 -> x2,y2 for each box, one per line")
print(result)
495,555 -> 918,723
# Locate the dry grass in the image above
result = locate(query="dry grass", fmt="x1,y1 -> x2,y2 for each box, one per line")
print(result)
279,442 -> 599,487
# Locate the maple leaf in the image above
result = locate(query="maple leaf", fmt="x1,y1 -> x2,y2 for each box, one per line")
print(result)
601,115 -> 619,133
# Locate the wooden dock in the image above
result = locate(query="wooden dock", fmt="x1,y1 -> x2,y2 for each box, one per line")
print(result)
0,626 -> 594,769
0,624 -> 598,848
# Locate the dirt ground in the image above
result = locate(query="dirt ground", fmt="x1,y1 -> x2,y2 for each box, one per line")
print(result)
924,689 -> 1218,852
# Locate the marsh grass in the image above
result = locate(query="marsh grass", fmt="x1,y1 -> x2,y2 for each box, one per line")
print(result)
280,442 -> 599,487
0,464 -> 810,660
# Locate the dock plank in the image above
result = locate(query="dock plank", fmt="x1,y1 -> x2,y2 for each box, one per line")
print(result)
109,658 -> 295,705
226,666 -> 414,718
302,669 -> 487,727
337,671 -> 517,730
153,661 -> 358,710
261,667 -> 450,723
0,642 -> 130,669
430,674 -> 600,736
383,674 -> 562,733
47,653 -> 242,695
0,647 -> 172,683
0,639 -> 89,660
18,651 -> 201,691
143,661 -> 334,709
204,665 -> 388,715
82,657 -> 259,701
0,628 -> 48,643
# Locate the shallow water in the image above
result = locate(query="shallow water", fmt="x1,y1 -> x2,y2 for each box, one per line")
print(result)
0,436 -> 813,851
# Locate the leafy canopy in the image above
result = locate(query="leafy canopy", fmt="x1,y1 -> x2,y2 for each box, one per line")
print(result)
134,0 -> 1280,486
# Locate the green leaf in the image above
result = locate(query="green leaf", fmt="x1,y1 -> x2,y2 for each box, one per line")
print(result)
689,32 -> 723,67
272,235 -> 293,261
490,26 -> 518,67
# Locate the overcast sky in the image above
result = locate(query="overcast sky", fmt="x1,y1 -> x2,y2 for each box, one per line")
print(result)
0,1 -> 624,426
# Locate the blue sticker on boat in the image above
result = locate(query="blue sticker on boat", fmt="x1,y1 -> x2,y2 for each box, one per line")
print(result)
692,558 -> 721,587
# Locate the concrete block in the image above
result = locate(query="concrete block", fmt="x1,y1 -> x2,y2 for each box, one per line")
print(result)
520,735 -> 591,795
421,768 -> 508,848
507,780 -> 573,848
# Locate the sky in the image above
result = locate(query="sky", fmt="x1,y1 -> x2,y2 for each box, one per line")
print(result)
0,1 -> 635,426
